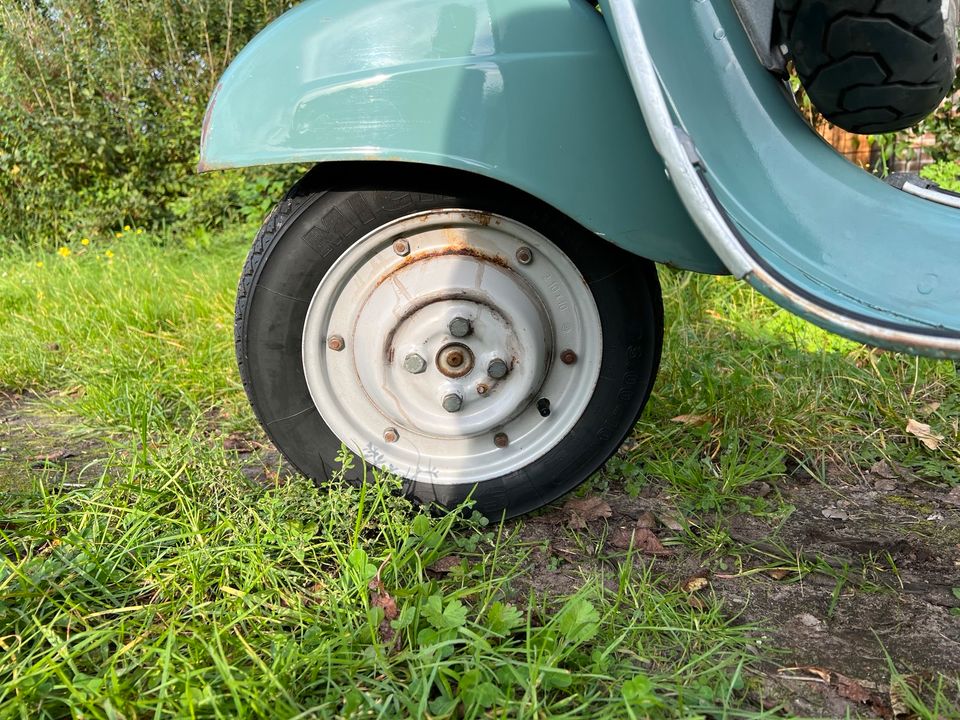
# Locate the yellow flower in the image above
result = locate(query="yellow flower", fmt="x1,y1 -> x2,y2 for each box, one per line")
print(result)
81,238 -> 90,246
136,228 -> 144,235
115,232 -> 123,239
104,250 -> 115,259
123,225 -> 131,232
35,261 -> 43,268
57,247 -> 71,258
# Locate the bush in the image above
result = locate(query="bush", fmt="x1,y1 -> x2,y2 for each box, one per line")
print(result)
920,160 -> 960,192
0,0 -> 295,250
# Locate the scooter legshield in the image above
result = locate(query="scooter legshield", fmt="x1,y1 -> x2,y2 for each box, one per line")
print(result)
198,0 -> 725,274
602,0 -> 960,359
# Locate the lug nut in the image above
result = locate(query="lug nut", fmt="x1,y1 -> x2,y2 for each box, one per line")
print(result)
560,349 -> 577,365
494,432 -> 509,448
393,239 -> 410,256
327,335 -> 345,352
448,317 -> 471,338
403,353 -> 427,374
516,246 -> 533,265
442,393 -> 463,413
488,358 -> 509,379
383,427 -> 399,443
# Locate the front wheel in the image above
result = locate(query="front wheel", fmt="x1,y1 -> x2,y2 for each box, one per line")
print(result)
235,168 -> 663,518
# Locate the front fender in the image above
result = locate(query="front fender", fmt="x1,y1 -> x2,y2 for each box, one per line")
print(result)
199,0 -> 725,274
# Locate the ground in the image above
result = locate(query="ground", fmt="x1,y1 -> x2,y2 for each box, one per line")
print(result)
2,389 -> 957,718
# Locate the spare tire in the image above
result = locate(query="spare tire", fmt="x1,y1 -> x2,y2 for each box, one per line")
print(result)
778,0 -> 958,134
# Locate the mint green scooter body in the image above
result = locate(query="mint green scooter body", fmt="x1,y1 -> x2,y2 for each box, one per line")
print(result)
599,0 -> 960,358
198,0 -> 725,274
201,0 -> 960,358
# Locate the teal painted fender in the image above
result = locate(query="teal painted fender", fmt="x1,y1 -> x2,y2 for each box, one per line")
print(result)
199,0 -> 726,274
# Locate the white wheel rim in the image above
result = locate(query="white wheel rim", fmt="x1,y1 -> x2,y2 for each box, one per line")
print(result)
301,210 -> 602,485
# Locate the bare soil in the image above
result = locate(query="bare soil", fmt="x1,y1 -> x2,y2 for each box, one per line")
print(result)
511,459 -> 960,718
2,392 -> 958,717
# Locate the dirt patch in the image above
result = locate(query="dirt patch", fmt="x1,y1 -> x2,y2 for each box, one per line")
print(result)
503,461 -> 960,718
2,396 -> 957,717
0,391 -> 110,493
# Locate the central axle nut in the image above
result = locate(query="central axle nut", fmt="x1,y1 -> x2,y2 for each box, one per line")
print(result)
436,343 -> 475,378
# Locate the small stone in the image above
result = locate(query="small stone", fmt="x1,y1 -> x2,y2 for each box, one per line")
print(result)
797,613 -> 822,628
944,486 -> 960,507
821,507 -> 849,521
870,460 -> 897,479
873,477 -> 898,491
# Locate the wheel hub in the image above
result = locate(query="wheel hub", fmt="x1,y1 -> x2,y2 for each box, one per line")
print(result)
435,343 -> 474,379
301,211 -> 602,484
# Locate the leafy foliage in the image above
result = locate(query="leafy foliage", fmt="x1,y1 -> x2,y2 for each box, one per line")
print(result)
0,0 -> 296,249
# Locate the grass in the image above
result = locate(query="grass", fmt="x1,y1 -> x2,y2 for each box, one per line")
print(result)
1,226 -> 958,717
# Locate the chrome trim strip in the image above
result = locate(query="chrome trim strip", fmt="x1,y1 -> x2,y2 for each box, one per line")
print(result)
903,181 -> 960,211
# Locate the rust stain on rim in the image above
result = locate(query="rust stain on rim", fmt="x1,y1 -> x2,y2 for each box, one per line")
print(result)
376,243 -> 509,288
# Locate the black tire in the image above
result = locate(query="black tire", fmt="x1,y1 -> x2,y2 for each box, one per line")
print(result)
235,165 -> 663,519
778,0 -> 958,133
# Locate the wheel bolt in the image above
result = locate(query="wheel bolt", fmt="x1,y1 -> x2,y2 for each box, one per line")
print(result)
448,317 -> 471,338
516,246 -> 533,265
476,383 -> 489,396
403,353 -> 427,374
560,349 -> 577,365
442,393 -> 463,413
328,335 -> 345,352
488,358 -> 509,379
383,427 -> 399,443
494,432 -> 509,448
393,239 -> 410,256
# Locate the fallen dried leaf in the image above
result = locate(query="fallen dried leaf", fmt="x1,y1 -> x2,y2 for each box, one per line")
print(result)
766,568 -> 789,581
427,556 -> 463,575
368,556 -> 399,646
635,510 -> 658,529
657,514 -> 685,532
607,524 -> 672,555
905,418 -> 944,451
632,527 -> 671,555
779,666 -> 831,683
670,414 -> 713,426
834,673 -> 872,704
563,497 -> 612,529
223,432 -> 264,453
30,449 -> 77,466
681,575 -> 709,593
919,401 -> 941,417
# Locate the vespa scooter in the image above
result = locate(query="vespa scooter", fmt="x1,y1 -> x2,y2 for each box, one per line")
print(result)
199,0 -> 960,517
